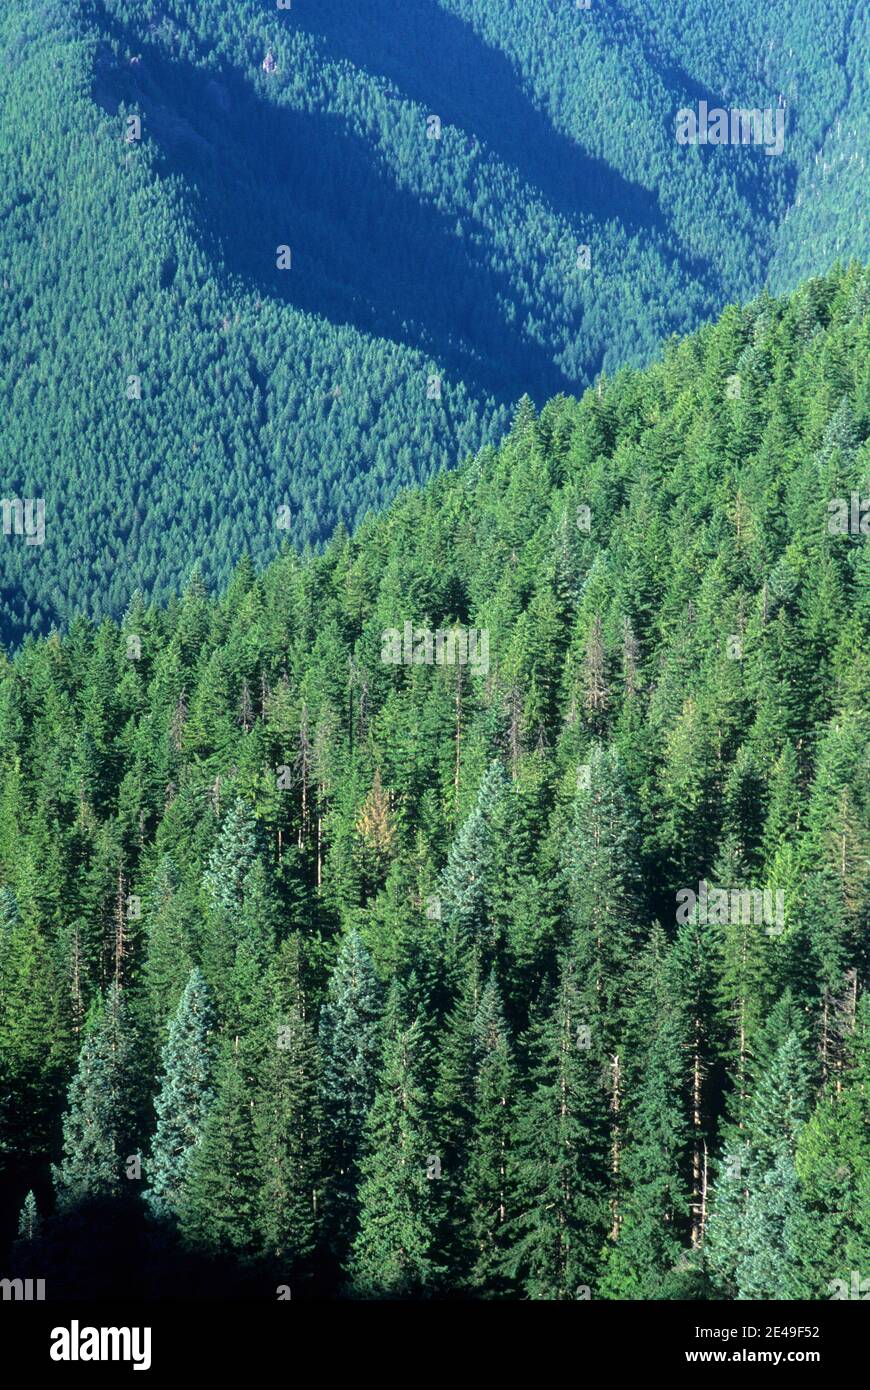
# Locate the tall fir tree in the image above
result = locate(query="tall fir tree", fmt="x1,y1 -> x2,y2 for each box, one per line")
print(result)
561,743 -> 644,1039
179,1038 -> 262,1261
142,856 -> 193,1035
438,761 -> 508,975
601,927 -> 693,1299
348,983 -> 444,1297
146,968 -> 216,1223
705,1031 -> 813,1298
505,954 -> 610,1299
255,936 -> 324,1277
0,886 -> 65,1161
466,970 -> 516,1296
52,983 -> 137,1210
202,794 -> 260,908
431,951 -> 483,1282
318,930 -> 383,1261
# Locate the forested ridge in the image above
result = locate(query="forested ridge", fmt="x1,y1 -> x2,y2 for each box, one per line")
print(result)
1,265 -> 869,1299
1,0 -> 867,646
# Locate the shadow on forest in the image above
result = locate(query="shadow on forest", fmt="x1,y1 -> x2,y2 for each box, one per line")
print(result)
5,1195 -> 336,1300
3,1192 -> 716,1301
86,0 -> 731,409
290,0 -> 666,239
291,0 -> 791,291
89,20 -> 571,405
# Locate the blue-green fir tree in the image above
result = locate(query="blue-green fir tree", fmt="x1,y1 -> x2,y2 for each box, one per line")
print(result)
146,968 -> 216,1222
52,983 -> 137,1210
318,929 -> 383,1259
438,761 -> 509,973
17,1189 -> 40,1242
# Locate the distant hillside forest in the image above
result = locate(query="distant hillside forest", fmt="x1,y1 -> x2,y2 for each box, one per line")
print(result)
1,265 -> 869,1298
2,0 -> 868,644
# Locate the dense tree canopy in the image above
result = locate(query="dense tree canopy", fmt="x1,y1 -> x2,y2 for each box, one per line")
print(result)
1,265 -> 868,1298
1,0 -> 867,645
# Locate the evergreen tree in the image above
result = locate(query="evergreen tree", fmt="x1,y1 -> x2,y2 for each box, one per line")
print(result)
202,797 -> 260,918
201,798 -> 268,1013
561,744 -> 643,1036
146,969 -> 216,1223
505,955 -> 610,1299
17,1189 -> 40,1242
735,1151 -> 812,1300
432,952 -> 482,1283
348,984 -> 444,1297
255,937 -> 324,1276
794,993 -> 870,1294
438,761 -> 508,970
318,930 -> 383,1259
601,928 -> 692,1299
706,1031 -> 812,1299
53,983 -> 137,1209
466,971 -> 516,1296
179,1039 -> 262,1260
0,888 -> 64,1161
710,835 -> 770,1127
142,856 -> 193,1034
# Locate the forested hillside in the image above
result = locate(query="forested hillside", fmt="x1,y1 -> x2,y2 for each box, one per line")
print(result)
1,265 -> 869,1298
1,0 -> 867,645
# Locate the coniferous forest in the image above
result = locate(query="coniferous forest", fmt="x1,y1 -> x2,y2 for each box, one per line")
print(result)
1,0 -> 870,1327
2,0 -> 868,643
2,265 -> 870,1302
